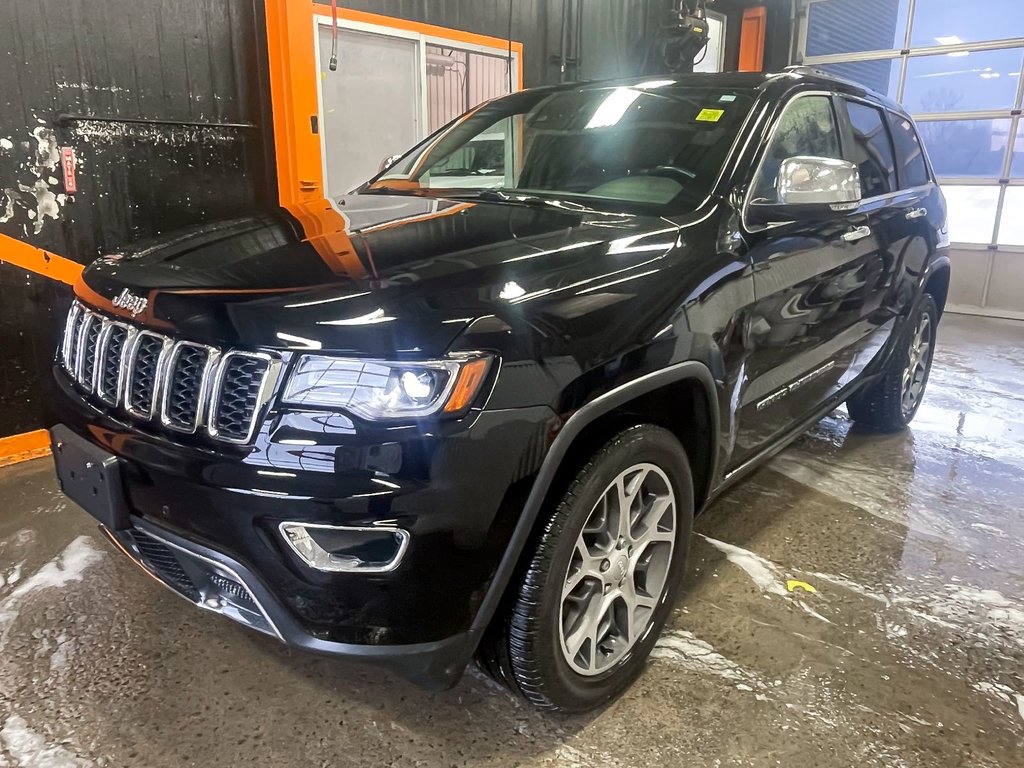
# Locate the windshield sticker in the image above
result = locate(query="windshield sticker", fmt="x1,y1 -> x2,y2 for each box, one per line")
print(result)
696,108 -> 725,122
719,94 -> 737,102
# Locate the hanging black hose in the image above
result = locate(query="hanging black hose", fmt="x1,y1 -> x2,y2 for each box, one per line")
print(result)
329,0 -> 339,71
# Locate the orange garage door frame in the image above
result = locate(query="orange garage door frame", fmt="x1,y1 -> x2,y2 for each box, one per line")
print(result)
264,1 -> 524,213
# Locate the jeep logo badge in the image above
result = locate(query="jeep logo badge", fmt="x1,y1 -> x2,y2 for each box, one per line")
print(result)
111,288 -> 148,317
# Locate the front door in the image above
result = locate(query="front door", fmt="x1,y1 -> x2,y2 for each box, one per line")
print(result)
730,92 -> 887,469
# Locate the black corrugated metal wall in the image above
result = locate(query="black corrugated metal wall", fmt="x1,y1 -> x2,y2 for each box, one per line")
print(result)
329,0 -> 675,86
0,0 -> 267,437
0,0 -> 763,441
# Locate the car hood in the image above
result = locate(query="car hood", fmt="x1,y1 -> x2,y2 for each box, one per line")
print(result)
77,194 -> 685,357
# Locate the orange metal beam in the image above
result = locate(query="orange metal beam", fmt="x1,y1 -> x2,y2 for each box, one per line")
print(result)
0,233 -> 84,285
0,429 -> 51,468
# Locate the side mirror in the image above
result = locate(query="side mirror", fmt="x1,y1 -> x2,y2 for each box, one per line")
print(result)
747,156 -> 861,226
379,154 -> 403,173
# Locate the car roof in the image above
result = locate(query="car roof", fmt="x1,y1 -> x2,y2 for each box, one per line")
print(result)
529,68 -> 908,118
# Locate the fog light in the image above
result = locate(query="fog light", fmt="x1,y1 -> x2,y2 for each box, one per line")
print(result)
279,522 -> 409,573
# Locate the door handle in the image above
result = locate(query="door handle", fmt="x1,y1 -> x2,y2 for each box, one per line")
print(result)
841,225 -> 872,243
905,207 -> 928,220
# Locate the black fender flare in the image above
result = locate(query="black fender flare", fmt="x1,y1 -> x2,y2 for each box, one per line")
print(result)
920,252 -> 951,309
462,359 -> 719,650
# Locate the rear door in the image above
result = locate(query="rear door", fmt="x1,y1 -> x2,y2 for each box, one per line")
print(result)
730,91 -> 887,469
877,109 -> 946,320
830,98 -> 908,376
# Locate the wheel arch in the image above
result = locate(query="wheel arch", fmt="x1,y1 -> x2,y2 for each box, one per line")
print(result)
923,258 -> 951,316
468,361 -> 719,643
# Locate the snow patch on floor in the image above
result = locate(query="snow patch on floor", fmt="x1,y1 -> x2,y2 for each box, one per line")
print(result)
0,715 -> 93,767
698,535 -> 789,596
0,537 -> 103,650
971,682 -> 1024,723
652,629 -> 766,692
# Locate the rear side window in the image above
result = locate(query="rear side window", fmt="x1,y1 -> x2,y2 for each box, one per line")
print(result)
888,113 -> 930,188
842,100 -> 897,197
751,95 -> 843,203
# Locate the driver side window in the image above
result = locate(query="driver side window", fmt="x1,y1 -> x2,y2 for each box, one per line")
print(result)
751,95 -> 842,203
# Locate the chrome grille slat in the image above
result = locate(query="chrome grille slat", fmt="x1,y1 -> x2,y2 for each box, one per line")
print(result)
61,302 -> 82,370
96,323 -> 133,405
125,332 -> 171,420
59,300 -> 276,445
208,351 -> 279,444
160,341 -> 218,433
74,311 -> 97,386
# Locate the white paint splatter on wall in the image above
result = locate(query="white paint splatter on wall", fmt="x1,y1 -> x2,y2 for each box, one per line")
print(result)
0,120 -> 71,235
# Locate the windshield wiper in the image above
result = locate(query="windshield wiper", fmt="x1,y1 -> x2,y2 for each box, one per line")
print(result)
440,189 -> 594,212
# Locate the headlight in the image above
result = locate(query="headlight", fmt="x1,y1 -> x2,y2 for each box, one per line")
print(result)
281,354 -> 492,420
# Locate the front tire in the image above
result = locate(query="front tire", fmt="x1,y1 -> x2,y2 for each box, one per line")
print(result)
481,424 -> 694,713
847,294 -> 938,431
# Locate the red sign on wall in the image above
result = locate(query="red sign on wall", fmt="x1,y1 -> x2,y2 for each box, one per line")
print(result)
61,147 -> 77,194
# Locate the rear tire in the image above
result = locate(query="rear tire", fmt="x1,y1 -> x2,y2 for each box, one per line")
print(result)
847,294 -> 938,432
479,424 -> 694,713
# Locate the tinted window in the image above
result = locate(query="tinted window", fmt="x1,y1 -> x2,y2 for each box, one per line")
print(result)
751,95 -> 842,203
844,100 -> 897,197
888,114 -> 930,188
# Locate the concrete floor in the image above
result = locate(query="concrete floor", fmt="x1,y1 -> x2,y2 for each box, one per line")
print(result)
1,312 -> 1023,768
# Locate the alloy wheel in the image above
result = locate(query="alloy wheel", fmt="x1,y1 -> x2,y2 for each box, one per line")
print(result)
558,463 -> 676,676
901,310 -> 932,418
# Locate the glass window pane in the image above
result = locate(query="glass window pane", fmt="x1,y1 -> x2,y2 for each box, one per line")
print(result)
752,95 -> 842,202
844,100 -> 898,196
997,188 -> 1024,246
902,48 -> 1024,113
818,60 -> 900,100
888,113 -> 930,187
918,119 -> 1012,178
943,185 -> 999,243
806,0 -> 910,56
910,0 -> 1023,48
1011,124 -> 1024,178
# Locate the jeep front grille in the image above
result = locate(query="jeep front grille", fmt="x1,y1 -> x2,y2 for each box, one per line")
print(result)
61,301 -> 279,444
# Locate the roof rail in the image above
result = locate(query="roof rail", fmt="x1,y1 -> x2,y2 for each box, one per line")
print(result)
781,64 -> 878,93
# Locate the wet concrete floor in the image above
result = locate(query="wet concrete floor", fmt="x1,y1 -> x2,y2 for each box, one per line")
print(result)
1,312 -> 1022,767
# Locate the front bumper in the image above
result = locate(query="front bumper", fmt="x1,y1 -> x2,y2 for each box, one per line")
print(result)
52,369 -> 556,689
101,516 -> 473,689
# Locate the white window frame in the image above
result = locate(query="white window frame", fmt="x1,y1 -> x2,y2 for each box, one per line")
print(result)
795,0 -> 1024,251
311,16 -> 521,198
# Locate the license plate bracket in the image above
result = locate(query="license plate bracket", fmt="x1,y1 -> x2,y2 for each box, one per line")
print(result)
50,424 -> 131,531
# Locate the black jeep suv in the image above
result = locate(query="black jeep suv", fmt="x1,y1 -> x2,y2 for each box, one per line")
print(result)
50,69 -> 949,712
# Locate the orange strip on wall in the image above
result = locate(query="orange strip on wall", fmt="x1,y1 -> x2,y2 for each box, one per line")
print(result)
0,233 -> 83,285
738,6 -> 767,73
0,429 -> 51,468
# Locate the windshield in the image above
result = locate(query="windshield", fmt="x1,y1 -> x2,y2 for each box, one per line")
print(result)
363,80 -> 755,213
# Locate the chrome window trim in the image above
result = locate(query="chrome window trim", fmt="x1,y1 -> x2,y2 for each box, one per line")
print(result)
160,341 -> 221,434
740,89 -> 932,233
207,351 -> 282,444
